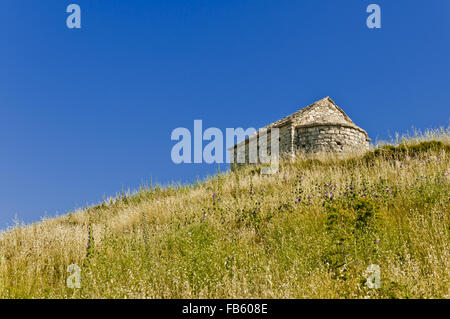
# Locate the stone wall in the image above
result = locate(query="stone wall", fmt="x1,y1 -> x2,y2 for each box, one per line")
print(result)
277,124 -> 294,158
231,122 -> 369,168
231,124 -> 293,167
294,124 -> 369,153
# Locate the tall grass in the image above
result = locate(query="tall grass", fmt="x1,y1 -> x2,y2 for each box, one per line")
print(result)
0,129 -> 449,299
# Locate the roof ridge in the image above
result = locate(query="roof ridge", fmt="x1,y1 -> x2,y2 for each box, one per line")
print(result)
271,96 -> 343,128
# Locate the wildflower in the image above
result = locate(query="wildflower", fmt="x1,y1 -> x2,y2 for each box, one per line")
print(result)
250,189 -> 255,195
86,225 -> 94,258
375,238 -> 380,245
212,193 -> 216,201
87,231 -> 92,249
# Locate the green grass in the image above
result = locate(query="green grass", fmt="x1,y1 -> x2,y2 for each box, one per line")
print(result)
0,129 -> 449,299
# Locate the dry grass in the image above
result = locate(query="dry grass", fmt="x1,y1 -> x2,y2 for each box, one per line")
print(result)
0,128 -> 449,299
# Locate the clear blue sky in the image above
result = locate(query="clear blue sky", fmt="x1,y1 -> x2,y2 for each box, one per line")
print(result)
1,0 -> 449,229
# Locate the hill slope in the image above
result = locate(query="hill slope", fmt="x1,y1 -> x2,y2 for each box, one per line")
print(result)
0,130 -> 449,299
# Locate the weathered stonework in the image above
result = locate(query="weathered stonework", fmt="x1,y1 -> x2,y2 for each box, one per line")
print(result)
229,97 -> 370,166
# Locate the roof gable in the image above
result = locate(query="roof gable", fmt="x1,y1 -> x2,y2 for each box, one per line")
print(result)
271,97 -> 354,128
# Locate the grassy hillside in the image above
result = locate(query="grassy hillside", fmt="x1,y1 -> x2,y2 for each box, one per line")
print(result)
0,129 -> 449,299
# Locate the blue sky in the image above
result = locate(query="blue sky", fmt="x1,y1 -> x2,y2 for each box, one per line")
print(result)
0,0 -> 449,229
